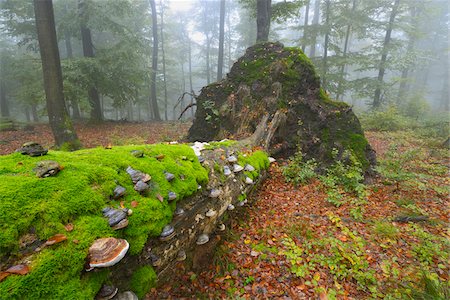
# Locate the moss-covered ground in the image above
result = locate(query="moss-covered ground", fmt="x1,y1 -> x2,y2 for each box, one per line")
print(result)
0,144 -> 208,299
0,142 -> 270,299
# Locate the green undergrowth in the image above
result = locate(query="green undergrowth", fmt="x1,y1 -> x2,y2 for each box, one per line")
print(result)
238,150 -> 270,181
130,266 -> 157,299
0,144 -> 208,299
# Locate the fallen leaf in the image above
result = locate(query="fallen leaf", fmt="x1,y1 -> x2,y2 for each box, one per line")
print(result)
120,201 -> 125,209
156,194 -> 164,202
319,291 -> 328,300
45,234 -> 67,246
250,251 -> 259,257
64,223 -> 74,232
6,264 -> 30,275
0,272 -> 11,282
131,200 -> 139,207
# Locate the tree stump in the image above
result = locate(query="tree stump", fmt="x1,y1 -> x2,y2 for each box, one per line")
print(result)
188,42 -> 376,174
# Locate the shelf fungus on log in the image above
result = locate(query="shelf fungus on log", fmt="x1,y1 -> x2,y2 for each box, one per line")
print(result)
87,238 -> 129,270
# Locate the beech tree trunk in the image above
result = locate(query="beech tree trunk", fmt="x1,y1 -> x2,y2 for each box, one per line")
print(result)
309,0 -> 320,58
159,1 -> 168,121
322,0 -> 331,89
0,55 -> 9,118
256,0 -> 271,42
217,0 -> 226,81
78,0 -> 103,122
206,36 -> 211,85
336,0 -> 356,101
149,0 -> 161,121
373,0 -> 400,109
188,38 -> 194,118
33,0 -> 80,149
301,0 -> 310,53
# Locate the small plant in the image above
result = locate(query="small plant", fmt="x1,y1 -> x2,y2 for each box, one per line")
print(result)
283,150 -> 318,186
407,273 -> 450,300
373,221 -> 399,239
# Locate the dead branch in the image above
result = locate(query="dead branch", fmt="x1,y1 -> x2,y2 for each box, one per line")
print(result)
178,103 -> 197,120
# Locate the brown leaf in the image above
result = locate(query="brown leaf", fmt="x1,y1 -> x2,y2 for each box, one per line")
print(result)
131,200 -> 139,208
0,272 -> 11,282
156,194 -> 164,202
6,264 -> 30,275
64,223 -> 74,232
45,234 -> 67,246
156,154 -> 165,160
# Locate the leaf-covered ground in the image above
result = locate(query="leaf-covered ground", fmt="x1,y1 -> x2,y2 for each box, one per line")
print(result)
1,123 -> 448,298
0,121 -> 191,155
148,130 -> 449,299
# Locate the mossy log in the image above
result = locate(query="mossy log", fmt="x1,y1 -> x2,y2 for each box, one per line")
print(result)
0,142 -> 269,298
188,42 -> 376,174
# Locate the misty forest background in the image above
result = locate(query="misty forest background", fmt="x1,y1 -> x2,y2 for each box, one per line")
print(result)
0,0 -> 448,126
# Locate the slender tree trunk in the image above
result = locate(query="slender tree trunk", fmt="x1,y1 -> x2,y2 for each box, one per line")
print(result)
373,0 -> 400,109
335,0 -> 356,101
256,0 -> 271,42
31,105 -> 39,122
188,38 -> 194,118
397,6 -> 417,103
322,0 -> 331,89
78,0 -> 103,122
227,4 -> 232,72
439,51 -> 449,111
301,0 -> 310,53
149,0 -> 161,121
33,0 -> 80,149
217,0 -> 226,81
206,36 -> 211,85
0,56 -> 9,118
309,0 -> 320,58
159,1 -> 168,121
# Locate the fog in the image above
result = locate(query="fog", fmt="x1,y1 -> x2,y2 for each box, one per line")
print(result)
0,0 -> 448,122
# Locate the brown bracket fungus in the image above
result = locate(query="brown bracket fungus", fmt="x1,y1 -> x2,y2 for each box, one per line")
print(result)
34,160 -> 61,178
88,238 -> 129,269
96,285 -> 118,300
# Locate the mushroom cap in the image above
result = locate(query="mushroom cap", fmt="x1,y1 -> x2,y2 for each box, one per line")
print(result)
233,164 -> 244,173
134,180 -> 149,193
168,191 -> 177,201
244,164 -> 255,172
227,155 -> 237,163
112,218 -> 129,230
217,223 -> 226,231
205,209 -> 217,218
196,233 -> 209,245
174,207 -> 185,217
88,238 -> 129,268
96,285 -> 118,300
209,189 -> 221,198
176,250 -> 186,261
269,157 -> 276,163
223,166 -> 232,176
106,209 -> 127,227
227,204 -> 235,211
113,185 -> 126,199
245,177 -> 254,185
116,291 -> 139,300
164,171 -> 175,182
160,225 -> 174,237
34,160 -> 61,177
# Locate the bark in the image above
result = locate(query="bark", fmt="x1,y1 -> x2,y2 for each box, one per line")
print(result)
309,0 -> 320,58
159,1 -> 168,121
188,38 -> 194,118
31,105 -> 39,122
322,0 -> 331,89
256,0 -> 271,42
0,56 -> 9,117
373,0 -> 400,109
301,0 -> 310,53
206,36 -> 211,85
336,0 -> 356,101
217,0 -> 226,81
397,6 -> 417,103
33,0 -> 80,149
78,0 -> 103,122
63,4 -> 73,58
149,0 -> 161,121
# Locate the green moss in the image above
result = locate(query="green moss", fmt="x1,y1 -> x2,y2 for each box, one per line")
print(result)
238,150 -> 270,180
319,88 -> 349,108
343,133 -> 370,169
130,266 -> 157,298
204,140 -> 237,150
0,143 -> 208,299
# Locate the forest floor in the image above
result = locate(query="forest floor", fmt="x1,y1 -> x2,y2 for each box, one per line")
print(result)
1,122 -> 448,299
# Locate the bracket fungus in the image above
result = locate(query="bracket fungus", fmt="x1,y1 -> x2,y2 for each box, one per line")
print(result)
88,238 -> 129,269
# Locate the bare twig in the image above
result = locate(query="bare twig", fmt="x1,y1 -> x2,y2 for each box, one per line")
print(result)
178,103 -> 197,120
